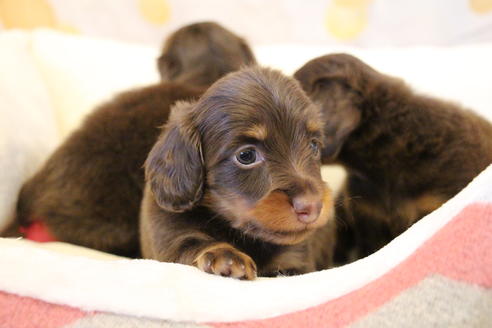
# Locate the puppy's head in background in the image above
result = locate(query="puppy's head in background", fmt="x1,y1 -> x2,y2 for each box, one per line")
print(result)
158,21 -> 256,87
145,67 -> 333,245
294,53 -> 390,160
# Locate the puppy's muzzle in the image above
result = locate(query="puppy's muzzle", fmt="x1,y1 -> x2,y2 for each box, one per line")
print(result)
242,186 -> 332,245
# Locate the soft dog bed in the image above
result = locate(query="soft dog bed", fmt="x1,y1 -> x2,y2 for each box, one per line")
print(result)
1,30 -> 492,327
1,165 -> 491,327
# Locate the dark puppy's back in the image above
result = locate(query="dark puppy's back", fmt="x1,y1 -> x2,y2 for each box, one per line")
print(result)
16,83 -> 201,257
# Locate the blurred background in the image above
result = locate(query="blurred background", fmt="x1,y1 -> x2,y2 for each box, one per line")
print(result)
1,0 -> 492,47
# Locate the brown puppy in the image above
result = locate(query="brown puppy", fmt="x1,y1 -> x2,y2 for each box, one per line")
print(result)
157,22 -> 255,87
1,22 -> 256,258
294,53 -> 492,263
141,67 -> 335,279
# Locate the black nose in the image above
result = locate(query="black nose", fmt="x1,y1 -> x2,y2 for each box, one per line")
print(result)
292,196 -> 322,224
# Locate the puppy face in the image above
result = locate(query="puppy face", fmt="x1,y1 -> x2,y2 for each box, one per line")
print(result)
158,21 -> 256,87
146,67 -> 333,245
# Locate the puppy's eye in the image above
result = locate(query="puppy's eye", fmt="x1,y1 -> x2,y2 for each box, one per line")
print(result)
234,146 -> 264,167
310,139 -> 320,156
237,148 -> 257,165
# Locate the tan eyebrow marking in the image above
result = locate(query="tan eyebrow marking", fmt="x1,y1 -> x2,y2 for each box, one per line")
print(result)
242,124 -> 268,140
306,119 -> 322,133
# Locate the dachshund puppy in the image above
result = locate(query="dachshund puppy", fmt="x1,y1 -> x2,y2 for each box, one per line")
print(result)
1,22 -> 256,258
294,53 -> 492,263
140,67 -> 335,279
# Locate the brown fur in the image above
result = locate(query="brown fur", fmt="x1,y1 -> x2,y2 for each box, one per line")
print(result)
140,67 -> 336,279
157,22 -> 255,87
294,53 -> 492,263
2,22 -> 257,258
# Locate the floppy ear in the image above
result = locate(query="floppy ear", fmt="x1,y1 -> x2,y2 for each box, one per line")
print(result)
144,101 -> 203,212
311,78 -> 362,161
294,54 -> 391,161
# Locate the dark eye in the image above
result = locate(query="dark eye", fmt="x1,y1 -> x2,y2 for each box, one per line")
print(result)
233,146 -> 264,167
310,139 -> 320,156
238,148 -> 256,164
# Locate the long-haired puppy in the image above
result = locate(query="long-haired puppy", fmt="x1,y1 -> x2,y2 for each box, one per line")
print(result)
1,22 -> 256,258
140,67 -> 335,279
157,22 -> 255,87
294,53 -> 492,263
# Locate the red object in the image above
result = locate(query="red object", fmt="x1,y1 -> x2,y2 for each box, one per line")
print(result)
19,220 -> 57,242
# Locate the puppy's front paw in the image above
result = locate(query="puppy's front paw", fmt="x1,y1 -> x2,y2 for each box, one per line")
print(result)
193,243 -> 257,280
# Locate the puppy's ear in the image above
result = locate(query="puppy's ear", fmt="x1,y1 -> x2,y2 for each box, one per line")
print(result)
145,101 -> 203,212
295,54 -> 395,160
310,78 -> 362,160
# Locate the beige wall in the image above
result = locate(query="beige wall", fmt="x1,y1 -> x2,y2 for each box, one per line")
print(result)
1,0 -> 492,46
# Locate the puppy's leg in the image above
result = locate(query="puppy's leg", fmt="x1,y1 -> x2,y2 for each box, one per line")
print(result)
337,178 -> 392,261
306,218 -> 337,271
351,206 -> 392,259
260,244 -> 315,277
145,228 -> 257,280
140,200 -> 257,280
332,193 -> 356,265
258,219 -> 337,276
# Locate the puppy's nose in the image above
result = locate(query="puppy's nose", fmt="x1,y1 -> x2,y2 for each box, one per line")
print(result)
292,196 -> 322,224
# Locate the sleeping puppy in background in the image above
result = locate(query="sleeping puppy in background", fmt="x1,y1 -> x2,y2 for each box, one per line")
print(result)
1,22 -> 256,258
294,53 -> 492,263
141,67 -> 335,279
157,21 -> 255,87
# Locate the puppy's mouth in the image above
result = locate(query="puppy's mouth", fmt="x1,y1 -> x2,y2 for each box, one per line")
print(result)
240,221 -> 316,245
206,186 -> 333,245
236,188 -> 333,245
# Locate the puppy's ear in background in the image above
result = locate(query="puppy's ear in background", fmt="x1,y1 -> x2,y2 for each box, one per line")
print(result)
308,78 -> 362,161
295,53 -> 402,161
145,101 -> 203,212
